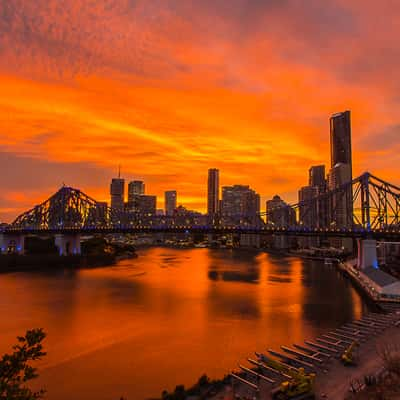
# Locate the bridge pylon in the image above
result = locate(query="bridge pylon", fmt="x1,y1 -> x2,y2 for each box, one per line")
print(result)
0,233 -> 25,255
356,239 -> 378,269
55,234 -> 81,256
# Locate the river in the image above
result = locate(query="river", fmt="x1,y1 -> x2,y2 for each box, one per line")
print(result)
0,247 -> 369,399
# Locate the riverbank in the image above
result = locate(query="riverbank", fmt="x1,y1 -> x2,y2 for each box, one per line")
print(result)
316,323 -> 400,399
159,253 -> 400,400
206,307 -> 400,400
0,253 -> 117,273
337,260 -> 400,305
0,248 -> 375,400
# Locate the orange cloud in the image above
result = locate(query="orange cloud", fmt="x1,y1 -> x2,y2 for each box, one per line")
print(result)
1,1 -> 400,222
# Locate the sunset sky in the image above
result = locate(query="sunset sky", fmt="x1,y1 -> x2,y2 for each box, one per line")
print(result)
1,0 -> 400,222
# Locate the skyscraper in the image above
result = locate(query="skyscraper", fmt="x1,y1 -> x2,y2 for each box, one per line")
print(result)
266,195 -> 295,227
298,186 -> 320,248
308,165 -> 327,228
329,111 -> 353,250
165,190 -> 177,216
330,110 -> 352,178
298,186 -> 319,227
207,168 -> 219,216
266,195 -> 295,249
110,178 -> 125,210
127,194 -> 157,215
135,195 -> 157,215
221,185 -> 260,221
328,163 -> 352,227
128,180 -> 145,202
309,165 -> 326,190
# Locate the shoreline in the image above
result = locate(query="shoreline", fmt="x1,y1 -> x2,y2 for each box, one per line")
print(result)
0,253 -> 119,273
158,251 -> 400,400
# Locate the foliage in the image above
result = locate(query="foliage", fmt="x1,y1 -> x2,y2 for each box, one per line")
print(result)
161,373 -> 229,400
378,343 -> 400,377
81,237 -> 135,256
161,385 -> 186,400
81,237 -> 110,255
0,329 -> 46,400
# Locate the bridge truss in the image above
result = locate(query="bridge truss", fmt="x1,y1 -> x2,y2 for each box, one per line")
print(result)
4,172 -> 400,237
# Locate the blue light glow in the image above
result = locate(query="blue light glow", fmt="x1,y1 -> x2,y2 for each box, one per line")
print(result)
373,259 -> 379,269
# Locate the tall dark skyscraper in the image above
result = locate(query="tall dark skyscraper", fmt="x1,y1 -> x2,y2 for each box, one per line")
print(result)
309,165 -> 326,189
221,185 -> 260,218
110,178 -> 125,210
128,181 -> 145,201
329,111 -> 353,250
165,190 -> 177,216
207,168 -> 219,215
330,110 -> 352,178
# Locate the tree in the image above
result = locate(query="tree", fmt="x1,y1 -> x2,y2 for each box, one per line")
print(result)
0,328 -> 46,400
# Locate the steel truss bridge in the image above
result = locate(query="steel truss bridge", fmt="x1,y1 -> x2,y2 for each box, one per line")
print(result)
2,172 -> 400,239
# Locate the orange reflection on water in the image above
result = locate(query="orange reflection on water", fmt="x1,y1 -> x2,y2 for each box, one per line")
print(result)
0,248 -> 370,399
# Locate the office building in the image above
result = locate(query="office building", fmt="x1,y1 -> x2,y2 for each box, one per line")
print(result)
95,202 -> 108,222
329,111 -> 353,250
127,194 -> 157,215
328,162 -> 352,228
309,165 -> 326,190
165,190 -> 177,216
128,180 -> 145,202
110,178 -> 125,210
308,165 -> 328,228
221,185 -> 260,221
266,195 -> 295,249
207,168 -> 219,216
266,195 -> 296,227
298,186 -> 319,227
330,110 -> 352,178
298,186 -> 319,248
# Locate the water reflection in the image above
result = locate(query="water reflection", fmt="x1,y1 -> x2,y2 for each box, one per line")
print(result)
0,248 -> 370,400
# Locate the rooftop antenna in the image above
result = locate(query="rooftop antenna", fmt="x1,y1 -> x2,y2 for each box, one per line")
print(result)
118,164 -> 121,178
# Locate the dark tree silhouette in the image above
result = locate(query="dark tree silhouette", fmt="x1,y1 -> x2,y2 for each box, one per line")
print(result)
0,328 -> 46,400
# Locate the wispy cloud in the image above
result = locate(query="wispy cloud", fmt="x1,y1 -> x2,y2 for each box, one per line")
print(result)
0,0 -> 400,221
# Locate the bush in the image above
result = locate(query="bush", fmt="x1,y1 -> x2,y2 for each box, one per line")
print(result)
0,328 -> 46,400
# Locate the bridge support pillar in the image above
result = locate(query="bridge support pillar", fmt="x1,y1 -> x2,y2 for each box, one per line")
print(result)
0,233 -> 25,255
357,239 -> 378,269
55,234 -> 81,256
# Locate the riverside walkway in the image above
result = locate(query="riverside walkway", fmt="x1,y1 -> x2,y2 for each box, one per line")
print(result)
220,305 -> 400,400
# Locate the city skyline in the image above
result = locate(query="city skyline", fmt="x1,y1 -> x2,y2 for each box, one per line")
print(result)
2,2 -> 400,222
0,109 -> 376,222
2,4 -> 400,400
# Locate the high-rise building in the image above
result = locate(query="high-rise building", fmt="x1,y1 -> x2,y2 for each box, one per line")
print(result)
165,190 -> 177,216
298,186 -> 320,248
266,195 -> 296,227
329,111 -> 353,250
307,165 -> 328,228
110,178 -> 125,210
330,110 -> 352,178
221,185 -> 260,221
298,186 -> 319,227
309,165 -> 326,190
95,202 -> 108,223
128,180 -> 145,202
328,162 -> 352,227
127,194 -> 157,215
266,195 -> 295,249
207,168 -> 219,216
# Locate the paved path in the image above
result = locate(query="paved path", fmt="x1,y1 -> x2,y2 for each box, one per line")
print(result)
315,325 -> 400,399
